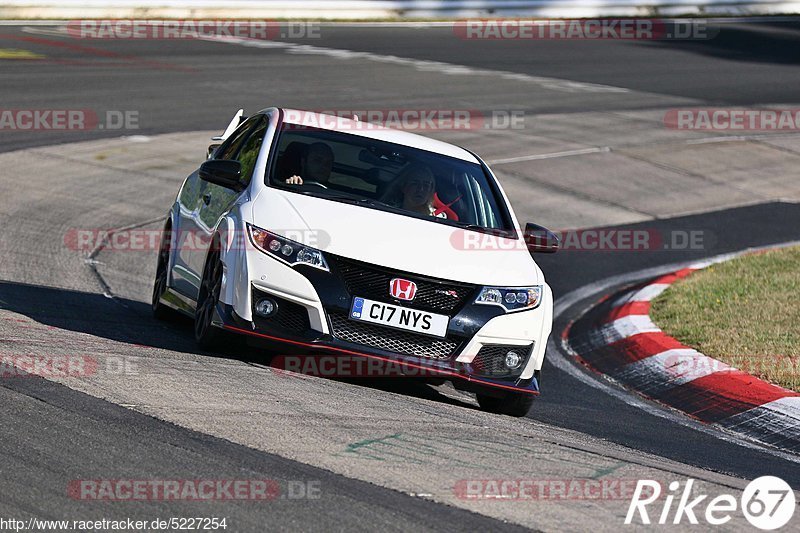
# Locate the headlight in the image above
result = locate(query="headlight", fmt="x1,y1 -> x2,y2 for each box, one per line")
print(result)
247,224 -> 329,272
475,285 -> 542,312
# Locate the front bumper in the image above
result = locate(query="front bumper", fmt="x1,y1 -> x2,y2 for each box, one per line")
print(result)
219,245 -> 551,394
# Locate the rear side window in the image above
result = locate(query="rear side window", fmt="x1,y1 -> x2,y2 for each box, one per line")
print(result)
236,120 -> 267,185
216,115 -> 261,160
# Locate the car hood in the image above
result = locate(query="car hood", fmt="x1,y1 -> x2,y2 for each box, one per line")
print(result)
248,189 -> 542,286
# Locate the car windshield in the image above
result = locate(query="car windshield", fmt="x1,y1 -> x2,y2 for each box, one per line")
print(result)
266,123 -> 515,233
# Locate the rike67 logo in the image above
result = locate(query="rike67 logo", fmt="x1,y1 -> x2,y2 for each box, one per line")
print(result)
626,476 -> 795,530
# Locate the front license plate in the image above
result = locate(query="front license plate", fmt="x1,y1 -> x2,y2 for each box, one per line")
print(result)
349,297 -> 449,338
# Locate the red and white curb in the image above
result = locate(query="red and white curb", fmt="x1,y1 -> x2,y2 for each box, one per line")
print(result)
568,259 -> 800,453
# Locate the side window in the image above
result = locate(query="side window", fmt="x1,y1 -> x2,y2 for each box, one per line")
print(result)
236,121 -> 267,186
216,116 -> 260,160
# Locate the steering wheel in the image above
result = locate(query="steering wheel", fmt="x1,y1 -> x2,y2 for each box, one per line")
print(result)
303,181 -> 328,189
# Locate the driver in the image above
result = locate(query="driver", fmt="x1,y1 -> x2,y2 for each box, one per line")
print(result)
285,142 -> 334,185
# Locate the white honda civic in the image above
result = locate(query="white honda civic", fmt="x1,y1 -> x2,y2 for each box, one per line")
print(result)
153,108 -> 558,416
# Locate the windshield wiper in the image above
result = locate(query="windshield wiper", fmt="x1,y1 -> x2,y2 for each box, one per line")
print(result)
460,224 -> 517,237
319,194 -> 394,209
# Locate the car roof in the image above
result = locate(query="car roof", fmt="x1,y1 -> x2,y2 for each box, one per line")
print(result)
271,108 -> 480,164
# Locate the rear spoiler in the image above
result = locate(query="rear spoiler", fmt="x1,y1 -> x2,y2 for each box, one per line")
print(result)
208,109 -> 245,158
211,109 -> 245,142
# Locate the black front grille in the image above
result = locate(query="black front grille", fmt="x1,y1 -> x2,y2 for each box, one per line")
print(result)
333,256 -> 476,313
328,312 -> 459,360
252,291 -> 311,334
470,344 -> 533,378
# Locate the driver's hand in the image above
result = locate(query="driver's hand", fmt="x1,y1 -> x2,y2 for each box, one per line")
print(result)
285,175 -> 304,185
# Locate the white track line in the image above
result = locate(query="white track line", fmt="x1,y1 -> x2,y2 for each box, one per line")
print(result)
612,283 -> 671,306
487,131 -> 800,168
18,23 -> 629,94
198,34 -> 630,94
488,147 -> 611,165
598,315 -> 660,344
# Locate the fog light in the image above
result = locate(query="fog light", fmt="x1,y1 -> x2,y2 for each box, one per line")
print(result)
505,350 -> 523,370
255,298 -> 278,318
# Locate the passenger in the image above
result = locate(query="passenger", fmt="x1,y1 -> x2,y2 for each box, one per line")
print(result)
398,163 -> 458,220
285,142 -> 334,185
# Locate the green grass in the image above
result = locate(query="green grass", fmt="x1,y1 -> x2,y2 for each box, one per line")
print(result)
650,246 -> 800,391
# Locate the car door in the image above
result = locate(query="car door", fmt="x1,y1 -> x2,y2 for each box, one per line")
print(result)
188,116 -> 268,298
170,169 -> 204,298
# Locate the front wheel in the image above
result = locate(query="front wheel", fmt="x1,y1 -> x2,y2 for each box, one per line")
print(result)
195,245 -> 224,350
476,391 -> 535,417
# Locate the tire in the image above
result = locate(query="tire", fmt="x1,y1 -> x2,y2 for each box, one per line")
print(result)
152,225 -> 176,321
476,391 -> 535,417
194,243 -> 225,351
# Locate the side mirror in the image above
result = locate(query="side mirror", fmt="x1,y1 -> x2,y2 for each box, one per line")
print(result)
524,223 -> 559,254
199,160 -> 244,191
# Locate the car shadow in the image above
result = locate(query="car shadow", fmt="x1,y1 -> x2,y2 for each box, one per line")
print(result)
333,377 -> 478,410
0,280 -> 476,410
0,279 -> 207,356
639,21 -> 800,66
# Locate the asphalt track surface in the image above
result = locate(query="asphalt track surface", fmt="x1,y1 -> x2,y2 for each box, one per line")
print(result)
1,21 -> 800,531
4,20 -> 800,152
